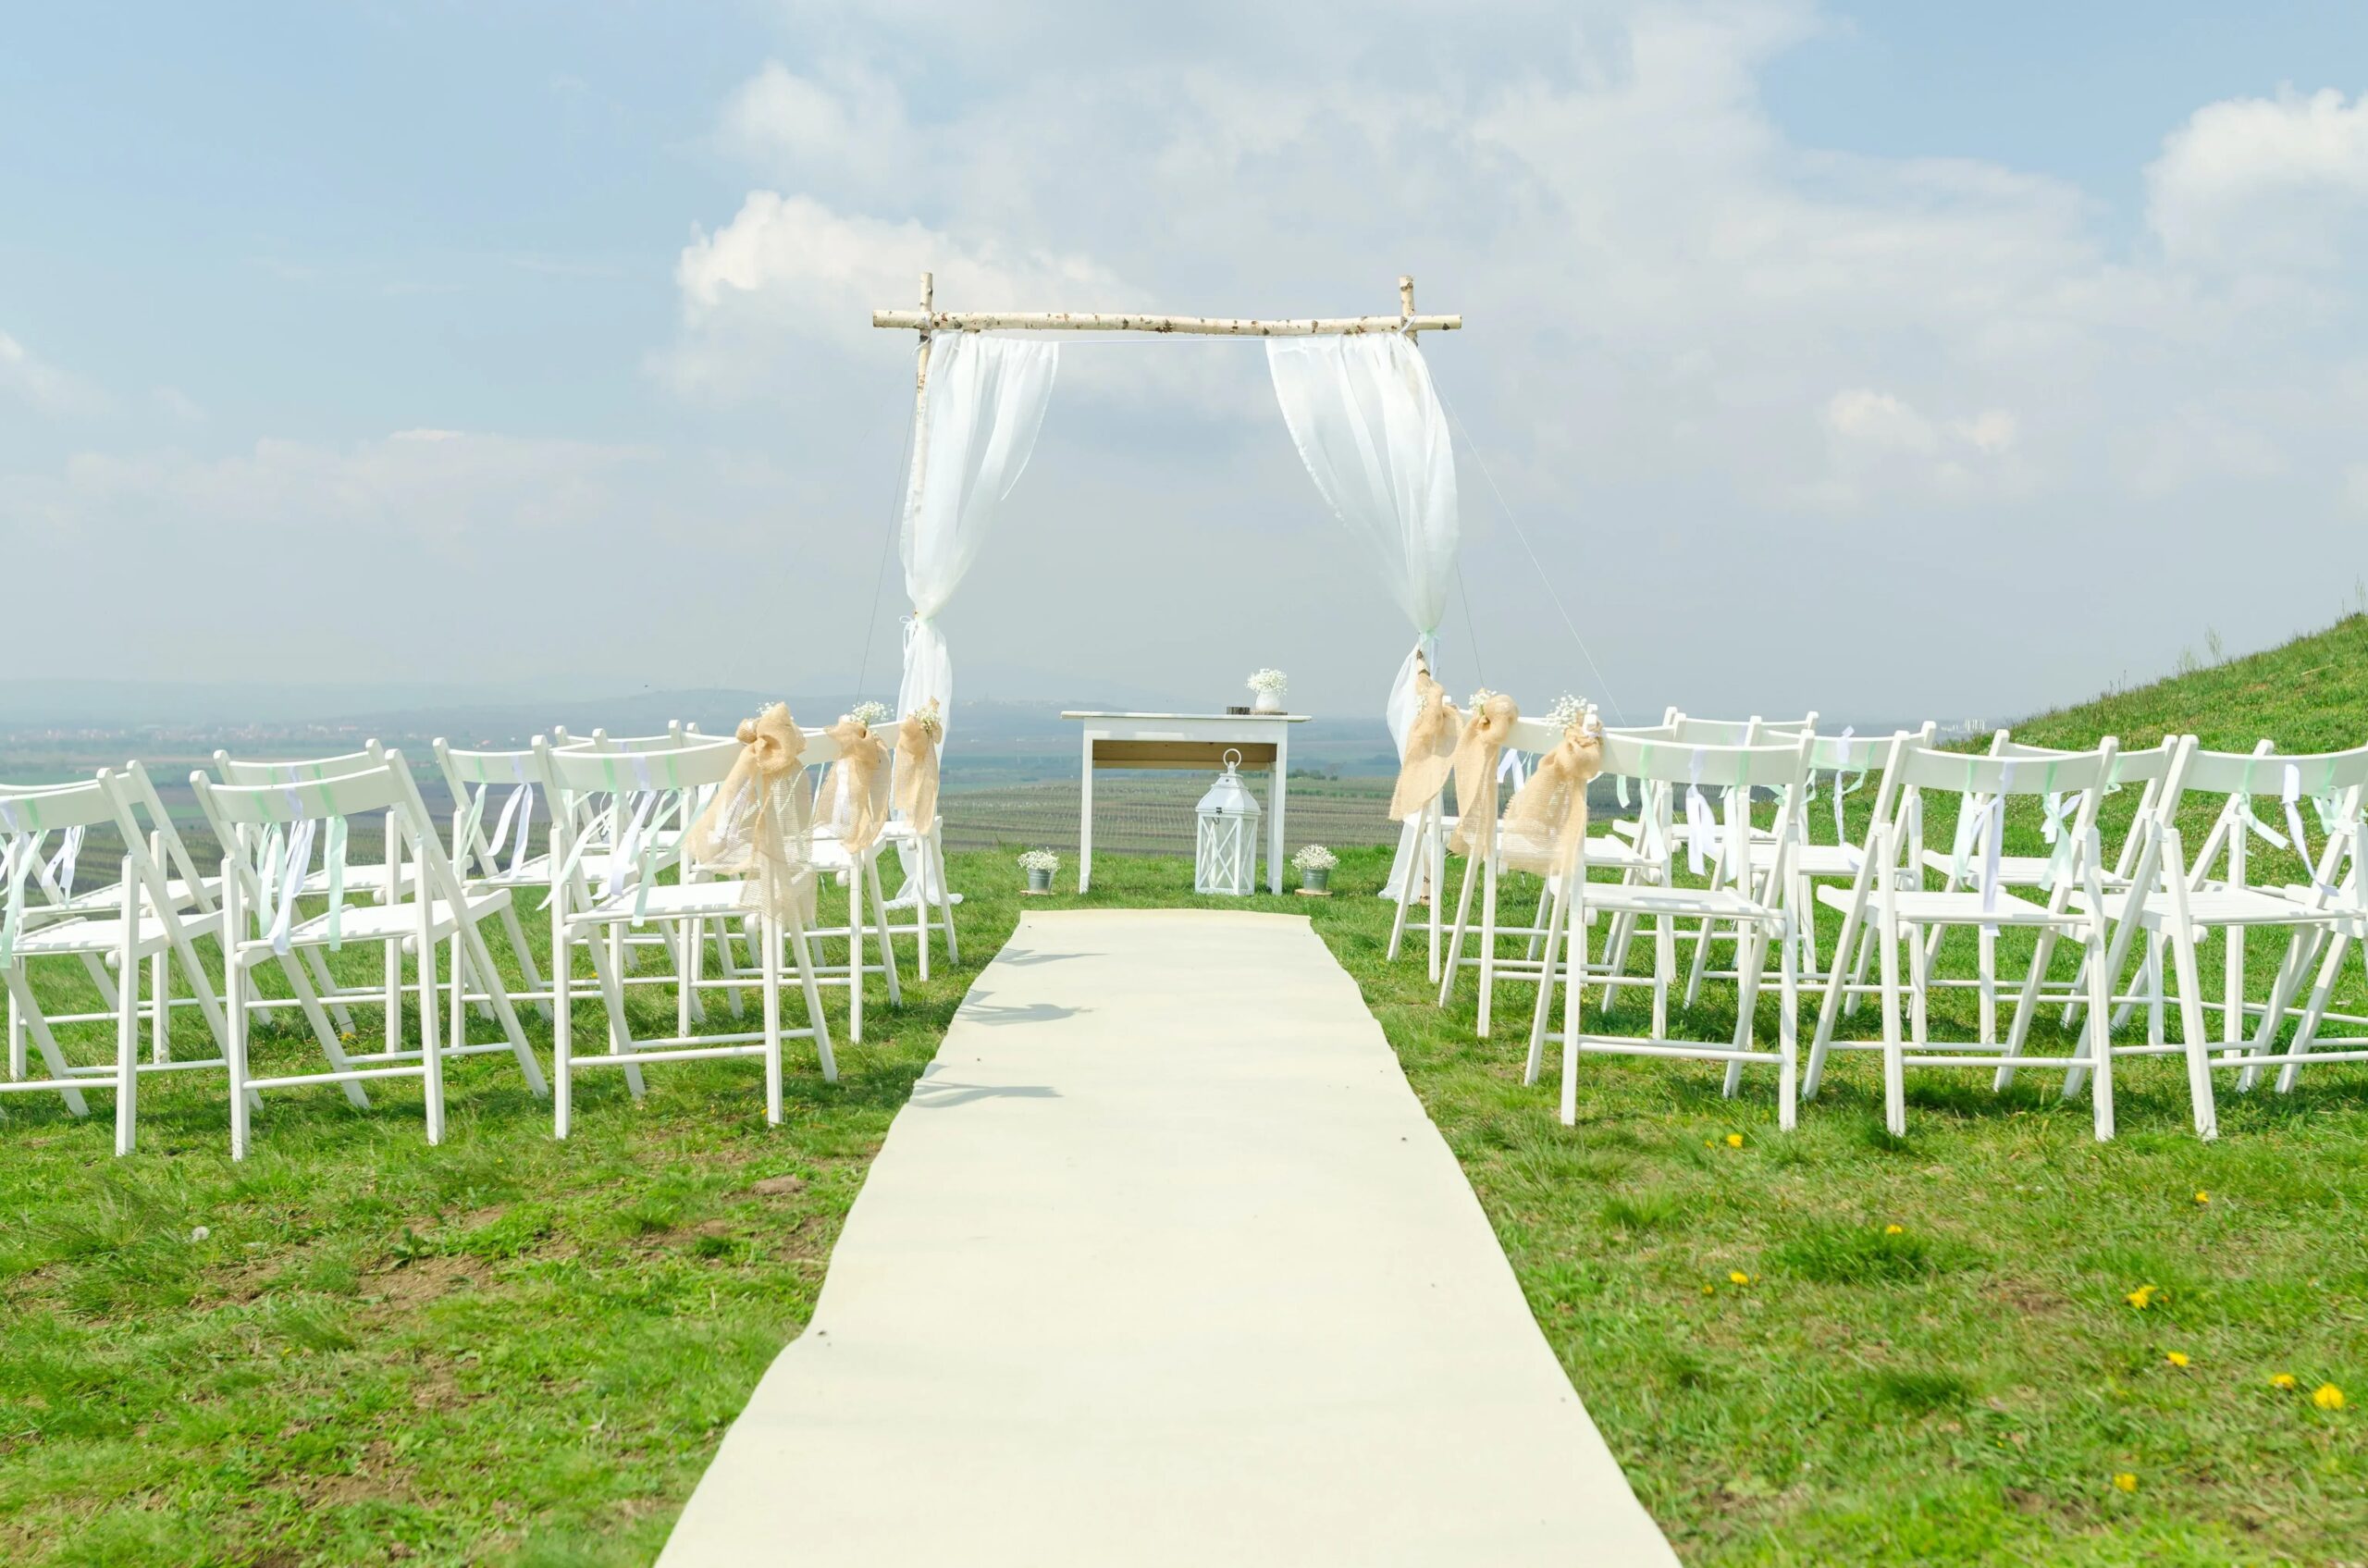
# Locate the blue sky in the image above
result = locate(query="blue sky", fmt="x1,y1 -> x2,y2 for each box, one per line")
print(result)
7,3 -> 2368,722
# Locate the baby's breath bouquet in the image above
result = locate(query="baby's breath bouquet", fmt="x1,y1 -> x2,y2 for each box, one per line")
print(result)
849,699 -> 893,728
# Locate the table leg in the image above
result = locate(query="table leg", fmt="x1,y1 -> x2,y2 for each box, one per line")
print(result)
1269,728 -> 1289,895
1079,732 -> 1095,893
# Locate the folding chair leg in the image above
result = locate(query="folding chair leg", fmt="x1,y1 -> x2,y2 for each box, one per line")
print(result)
1525,872 -> 1573,1087
114,896 -> 139,1156
1995,927 -> 2063,1092
713,916 -> 747,1019
1437,848 -> 1480,1009
1877,863 -> 1906,1138
2165,920 -> 2217,1137
1683,916 -> 1715,1010
1475,845 -> 1500,1037
586,927 -> 646,1099
1598,907 -> 1639,1018
459,920 -> 548,1097
847,868 -> 866,1045
1652,913 -> 1673,1039
1844,920 -> 1876,1018
786,903 -> 834,1083
2266,931 -> 2347,1094
553,907 -> 574,1140
1977,924 -> 1997,1046
1724,923 -> 1768,1099
416,917 -> 444,1145
1905,919 -> 1932,1053
1559,901 -> 1583,1128
866,854 -> 902,1006
228,957 -> 253,1160
2083,927 -> 2116,1140
1387,816 -> 1419,963
760,911 -> 783,1125
1777,912 -> 1800,1131
931,826 -> 960,967
6,979 -> 21,1080
148,947 -> 169,1067
499,900 -> 554,1022
1806,874 -> 1874,1100
7,970 -> 92,1117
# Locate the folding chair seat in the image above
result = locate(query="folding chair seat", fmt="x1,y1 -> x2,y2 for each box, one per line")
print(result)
2,777 -> 230,1154
1527,731 -> 1812,1128
1805,738 -> 2128,1138
193,755 -> 549,1158
539,729 -> 834,1137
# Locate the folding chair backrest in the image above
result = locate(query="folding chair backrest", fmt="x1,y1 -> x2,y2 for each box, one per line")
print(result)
2164,741 -> 2368,895
554,723 -> 692,754
435,739 -> 550,880
1595,734 -> 1812,889
1798,722 -> 1935,850
1670,716 -> 1765,747
214,743 -> 388,786
1896,742 -> 2120,797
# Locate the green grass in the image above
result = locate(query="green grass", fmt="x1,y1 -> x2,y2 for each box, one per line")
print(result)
8,623 -> 2368,1562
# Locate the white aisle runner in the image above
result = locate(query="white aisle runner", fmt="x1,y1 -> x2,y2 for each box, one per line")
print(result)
658,910 -> 1676,1566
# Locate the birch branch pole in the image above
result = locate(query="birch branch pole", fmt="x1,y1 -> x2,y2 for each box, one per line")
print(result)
871,274 -> 1459,337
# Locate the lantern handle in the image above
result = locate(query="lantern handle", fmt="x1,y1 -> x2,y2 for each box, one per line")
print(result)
1224,747 -> 1243,772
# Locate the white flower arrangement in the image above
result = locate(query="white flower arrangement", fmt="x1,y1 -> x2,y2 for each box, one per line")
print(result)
914,706 -> 944,738
1247,668 -> 1289,694
1547,693 -> 1602,737
1467,686 -> 1500,710
1291,844 -> 1338,871
1017,848 -> 1060,873
849,699 -> 893,727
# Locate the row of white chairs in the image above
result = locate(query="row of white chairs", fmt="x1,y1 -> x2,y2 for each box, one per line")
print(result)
0,721 -> 959,1157
1412,711 -> 2368,1141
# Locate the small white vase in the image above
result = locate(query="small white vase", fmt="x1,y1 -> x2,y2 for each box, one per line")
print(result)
1251,689 -> 1285,714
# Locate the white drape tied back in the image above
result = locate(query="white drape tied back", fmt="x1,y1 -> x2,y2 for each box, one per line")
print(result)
894,334 -> 1060,739
1267,331 -> 1460,895
684,705 -> 815,924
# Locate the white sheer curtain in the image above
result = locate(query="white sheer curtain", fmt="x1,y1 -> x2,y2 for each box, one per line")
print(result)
1267,332 -> 1460,897
895,333 -> 1060,728
889,332 -> 1057,904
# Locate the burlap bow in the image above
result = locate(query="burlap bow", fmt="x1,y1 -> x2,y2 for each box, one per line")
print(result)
893,700 -> 944,831
1388,657 -> 1463,822
1496,724 -> 1606,876
1447,693 -> 1521,856
684,704 -> 813,923
814,717 -> 892,853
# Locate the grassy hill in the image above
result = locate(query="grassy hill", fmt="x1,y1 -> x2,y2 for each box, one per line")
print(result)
2010,613 -> 2368,754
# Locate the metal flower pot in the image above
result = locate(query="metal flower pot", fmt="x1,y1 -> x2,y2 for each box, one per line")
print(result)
1301,866 -> 1330,893
1027,868 -> 1054,893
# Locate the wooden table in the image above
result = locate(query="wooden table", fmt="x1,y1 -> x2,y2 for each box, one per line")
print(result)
1061,711 -> 1311,894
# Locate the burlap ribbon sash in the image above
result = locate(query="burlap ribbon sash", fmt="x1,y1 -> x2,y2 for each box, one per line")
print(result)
684,703 -> 813,922
1447,694 -> 1522,856
893,699 -> 944,831
1388,659 -> 1462,822
814,718 -> 892,853
1496,726 -> 1606,876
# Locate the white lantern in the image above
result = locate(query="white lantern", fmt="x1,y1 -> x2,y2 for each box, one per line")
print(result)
1194,747 -> 1264,896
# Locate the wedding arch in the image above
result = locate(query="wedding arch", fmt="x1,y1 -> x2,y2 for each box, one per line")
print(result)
870,272 -> 1465,894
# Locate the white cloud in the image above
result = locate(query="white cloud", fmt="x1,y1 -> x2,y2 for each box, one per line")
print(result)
2147,88 -> 2368,269
0,330 -> 108,415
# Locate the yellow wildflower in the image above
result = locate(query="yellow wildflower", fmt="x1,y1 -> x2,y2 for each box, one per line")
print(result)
1884,1224 -> 1905,1236
1701,1284 -> 1716,1296
2164,1352 -> 2189,1368
2271,1373 -> 2300,1390
2125,1284 -> 2160,1310
2113,1473 -> 2138,1493
2313,1384 -> 2347,1412
2193,1191 -> 2209,1205
1725,1133 -> 1745,1148
1729,1270 -> 1752,1287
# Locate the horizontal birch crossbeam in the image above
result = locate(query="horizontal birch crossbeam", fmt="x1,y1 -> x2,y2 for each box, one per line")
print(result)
871,309 -> 1461,336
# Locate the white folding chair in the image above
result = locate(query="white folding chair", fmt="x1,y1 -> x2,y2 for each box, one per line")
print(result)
2059,740 -> 2368,1130
1805,739 -> 2124,1138
799,737 -> 903,1041
540,737 -> 835,1137
2,778 -> 228,1154
195,755 -> 549,1158
1525,733 -> 1811,1128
